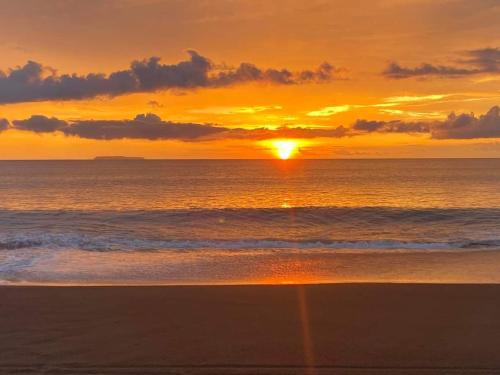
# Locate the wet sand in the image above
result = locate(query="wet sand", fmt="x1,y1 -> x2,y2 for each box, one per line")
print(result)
1,284 -> 500,374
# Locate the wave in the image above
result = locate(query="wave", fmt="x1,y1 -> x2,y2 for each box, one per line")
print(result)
2,206 -> 500,221
1,206 -> 499,253
1,234 -> 500,252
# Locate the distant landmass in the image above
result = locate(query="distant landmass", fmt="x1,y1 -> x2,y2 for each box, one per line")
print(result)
94,156 -> 145,160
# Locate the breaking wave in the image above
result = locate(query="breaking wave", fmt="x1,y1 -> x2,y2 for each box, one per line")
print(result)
1,234 -> 500,252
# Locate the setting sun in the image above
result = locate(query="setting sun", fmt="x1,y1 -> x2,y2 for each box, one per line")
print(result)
272,140 -> 299,159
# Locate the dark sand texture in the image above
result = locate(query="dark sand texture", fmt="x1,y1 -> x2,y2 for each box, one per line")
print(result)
1,284 -> 500,374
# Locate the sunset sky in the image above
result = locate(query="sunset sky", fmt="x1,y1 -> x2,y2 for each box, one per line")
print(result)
0,0 -> 499,159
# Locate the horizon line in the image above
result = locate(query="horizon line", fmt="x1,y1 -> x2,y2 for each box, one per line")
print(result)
1,157 -> 500,161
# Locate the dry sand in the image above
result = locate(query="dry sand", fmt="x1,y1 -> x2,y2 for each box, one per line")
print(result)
1,284 -> 500,374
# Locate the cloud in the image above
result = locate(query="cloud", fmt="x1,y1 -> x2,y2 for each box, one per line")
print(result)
10,114 -> 225,140
63,114 -> 226,141
5,106 -> 500,141
6,113 -> 348,141
12,115 -> 67,133
383,94 -> 448,103
212,62 -> 346,86
306,97 -> 445,118
133,113 -> 162,123
307,105 -> 351,117
306,95 -> 448,118
383,63 -> 477,79
0,51 -> 343,104
0,118 -> 9,132
190,105 -> 282,115
147,100 -> 163,109
379,109 -> 444,118
384,47 -> 500,79
220,126 -> 349,140
431,106 -> 500,139
352,119 -> 430,133
352,106 -> 500,139
460,48 -> 500,72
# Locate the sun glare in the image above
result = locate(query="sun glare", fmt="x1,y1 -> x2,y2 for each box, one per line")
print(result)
272,140 -> 299,159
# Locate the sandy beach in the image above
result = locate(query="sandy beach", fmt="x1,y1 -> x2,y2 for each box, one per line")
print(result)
1,283 -> 500,374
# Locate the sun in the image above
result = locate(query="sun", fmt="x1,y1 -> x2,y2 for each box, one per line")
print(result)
272,140 -> 299,160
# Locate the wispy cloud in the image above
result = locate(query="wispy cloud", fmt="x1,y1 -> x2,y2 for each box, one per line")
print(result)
383,94 -> 448,103
306,95 -> 447,118
379,109 -> 444,118
307,105 -> 351,117
147,100 -> 163,109
190,105 -> 282,115
371,103 -> 400,108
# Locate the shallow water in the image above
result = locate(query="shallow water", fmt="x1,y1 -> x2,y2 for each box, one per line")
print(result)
1,159 -> 499,284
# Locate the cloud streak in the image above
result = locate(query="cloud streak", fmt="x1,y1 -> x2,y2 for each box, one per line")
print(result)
383,94 -> 448,103
190,105 -> 282,115
306,94 -> 448,118
0,51 -> 344,104
307,105 -> 351,117
384,47 -> 500,79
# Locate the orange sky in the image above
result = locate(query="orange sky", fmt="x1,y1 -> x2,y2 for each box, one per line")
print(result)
0,0 -> 499,159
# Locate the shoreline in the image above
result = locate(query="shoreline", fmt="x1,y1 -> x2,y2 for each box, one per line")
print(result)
3,280 -> 500,286
2,283 -> 500,374
4,248 -> 500,286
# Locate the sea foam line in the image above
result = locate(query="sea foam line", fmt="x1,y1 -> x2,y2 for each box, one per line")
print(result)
1,234 -> 500,251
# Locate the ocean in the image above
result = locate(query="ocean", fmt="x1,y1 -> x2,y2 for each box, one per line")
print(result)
1,159 -> 499,285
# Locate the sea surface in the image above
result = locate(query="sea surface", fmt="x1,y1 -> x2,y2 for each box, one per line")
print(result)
1,159 -> 500,285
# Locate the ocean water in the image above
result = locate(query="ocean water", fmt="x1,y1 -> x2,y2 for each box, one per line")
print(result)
1,159 -> 500,285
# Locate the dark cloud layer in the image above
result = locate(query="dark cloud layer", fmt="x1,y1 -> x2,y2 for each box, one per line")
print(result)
12,114 -> 226,141
4,113 -> 348,141
384,47 -> 500,78
65,118 -> 226,141
0,118 -> 9,131
13,115 -> 67,133
352,106 -> 500,139
432,106 -> 500,139
0,51 -> 342,104
3,106 -> 499,141
352,119 -> 430,133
